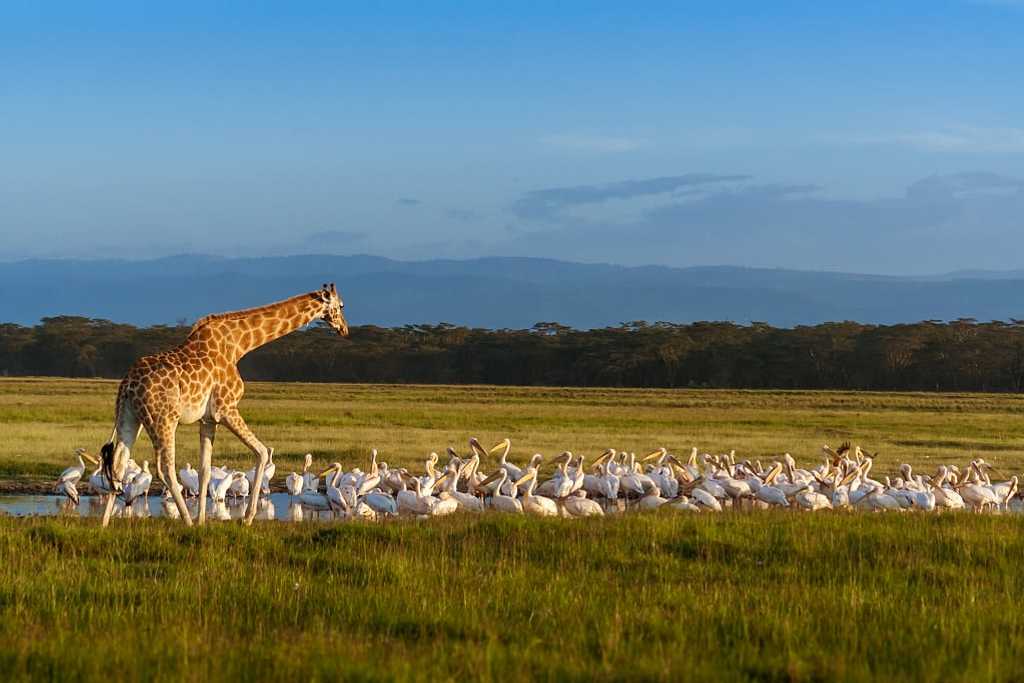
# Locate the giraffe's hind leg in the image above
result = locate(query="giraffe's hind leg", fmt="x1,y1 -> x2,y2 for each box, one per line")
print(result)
197,420 -> 216,525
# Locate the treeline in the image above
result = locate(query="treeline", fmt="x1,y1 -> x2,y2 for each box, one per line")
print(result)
4,316 -> 1024,392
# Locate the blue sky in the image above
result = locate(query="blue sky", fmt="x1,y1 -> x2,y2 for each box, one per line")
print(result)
2,1 -> 1023,273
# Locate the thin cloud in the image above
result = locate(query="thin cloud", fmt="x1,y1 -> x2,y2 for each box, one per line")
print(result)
445,207 -> 478,222
395,197 -> 422,207
969,0 -> 1024,7
833,126 -> 1024,153
511,173 -> 751,221
302,230 -> 367,247
541,133 -> 647,153
501,172 -> 1024,274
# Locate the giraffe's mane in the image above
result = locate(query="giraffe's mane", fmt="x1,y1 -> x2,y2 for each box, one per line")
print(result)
188,292 -> 317,334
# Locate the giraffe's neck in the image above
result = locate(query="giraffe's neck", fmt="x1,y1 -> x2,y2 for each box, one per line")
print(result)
192,293 -> 323,363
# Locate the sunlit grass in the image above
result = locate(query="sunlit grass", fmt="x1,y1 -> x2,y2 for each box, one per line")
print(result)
4,379 -> 1024,680
1,513 -> 1023,681
4,378 -> 1024,488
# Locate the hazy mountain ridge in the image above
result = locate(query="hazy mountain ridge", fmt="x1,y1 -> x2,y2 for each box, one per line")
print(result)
2,254 -> 1023,329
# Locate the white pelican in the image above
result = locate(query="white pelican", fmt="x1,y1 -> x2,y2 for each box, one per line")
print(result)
299,463 -> 339,512
161,492 -> 180,520
793,486 -> 832,511
123,461 -> 152,505
229,472 -> 251,500
636,483 -> 667,511
542,455 -> 575,500
535,452 -> 572,498
959,462 -> 1000,511
287,454 -> 313,496
397,477 -> 437,516
180,464 -> 200,497
645,458 -> 679,499
618,455 -> 645,499
246,448 -> 276,495
301,454 -> 320,492
355,464 -> 382,496
417,452 -> 441,493
434,464 -> 485,512
57,448 -> 96,490
668,495 -> 701,512
855,484 -> 901,512
123,458 -> 142,485
745,464 -> 790,508
562,490 -> 604,517
517,470 -> 559,517
690,487 -> 722,512
473,437 -> 524,482
330,481 -> 377,520
210,472 -> 245,505
583,450 -> 617,498
478,469 -> 523,514
931,468 -> 966,510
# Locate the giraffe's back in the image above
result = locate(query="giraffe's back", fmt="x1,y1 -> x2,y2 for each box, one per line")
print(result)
120,341 -> 224,425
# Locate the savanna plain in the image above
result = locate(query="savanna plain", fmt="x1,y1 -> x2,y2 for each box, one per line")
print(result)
3,378 -> 1024,682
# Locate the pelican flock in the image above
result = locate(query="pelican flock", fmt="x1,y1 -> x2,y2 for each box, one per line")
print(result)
50,440 -> 1023,520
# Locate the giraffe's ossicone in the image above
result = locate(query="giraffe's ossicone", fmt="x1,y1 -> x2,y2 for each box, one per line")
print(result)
98,284 -> 348,526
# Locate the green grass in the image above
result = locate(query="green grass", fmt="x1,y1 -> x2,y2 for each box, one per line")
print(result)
2,513 -> 1023,682
4,378 -> 1024,681
5,377 -> 1024,489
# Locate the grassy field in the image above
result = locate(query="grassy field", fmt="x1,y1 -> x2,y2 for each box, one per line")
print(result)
4,378 -> 1024,681
3,513 -> 1024,682
5,377 -> 1024,488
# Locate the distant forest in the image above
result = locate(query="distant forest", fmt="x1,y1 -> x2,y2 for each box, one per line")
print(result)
4,316 -> 1024,392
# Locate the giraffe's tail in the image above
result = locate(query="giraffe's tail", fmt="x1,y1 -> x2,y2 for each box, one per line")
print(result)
101,381 -> 129,491
101,442 -> 118,491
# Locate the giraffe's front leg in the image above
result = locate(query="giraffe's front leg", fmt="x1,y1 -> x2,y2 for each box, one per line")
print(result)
101,492 -> 118,527
197,420 -> 216,525
151,425 -> 193,527
220,407 -> 271,526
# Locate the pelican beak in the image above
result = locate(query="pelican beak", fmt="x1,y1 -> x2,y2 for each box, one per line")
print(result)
478,471 -> 502,487
489,438 -> 511,455
514,471 -> 536,487
318,465 -> 339,478
591,449 -> 613,469
78,449 -> 99,465
641,449 -> 665,462
433,471 -> 450,488
839,466 -> 861,487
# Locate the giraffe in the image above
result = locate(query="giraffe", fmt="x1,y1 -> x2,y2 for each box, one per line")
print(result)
98,284 -> 348,526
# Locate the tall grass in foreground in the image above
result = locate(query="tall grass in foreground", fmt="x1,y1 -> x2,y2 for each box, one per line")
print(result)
1,512 -> 1023,682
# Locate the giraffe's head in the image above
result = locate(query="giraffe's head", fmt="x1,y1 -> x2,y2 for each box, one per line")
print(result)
317,283 -> 349,337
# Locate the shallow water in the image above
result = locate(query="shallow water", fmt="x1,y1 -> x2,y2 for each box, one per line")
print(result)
0,493 -> 333,522
0,493 -> 630,521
